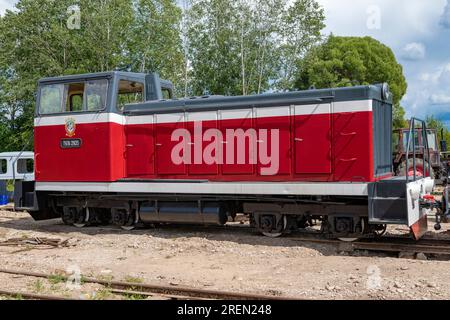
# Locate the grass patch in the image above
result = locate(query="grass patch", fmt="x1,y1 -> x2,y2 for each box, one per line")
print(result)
123,293 -> 146,300
124,276 -> 143,284
93,288 -> 113,300
97,274 -> 114,282
31,279 -> 45,293
48,274 -> 66,285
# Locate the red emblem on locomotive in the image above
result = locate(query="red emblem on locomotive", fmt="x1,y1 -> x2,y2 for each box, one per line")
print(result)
65,118 -> 76,137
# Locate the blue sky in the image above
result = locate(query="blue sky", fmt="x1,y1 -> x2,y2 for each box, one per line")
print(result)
2,0 -> 450,126
317,0 -> 450,127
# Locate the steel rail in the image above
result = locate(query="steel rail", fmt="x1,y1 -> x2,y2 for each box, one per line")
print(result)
289,237 -> 450,256
0,268 -> 295,300
108,288 -> 210,300
0,289 -> 74,300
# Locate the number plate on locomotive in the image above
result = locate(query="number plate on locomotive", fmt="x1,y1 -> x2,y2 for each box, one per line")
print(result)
60,138 -> 82,149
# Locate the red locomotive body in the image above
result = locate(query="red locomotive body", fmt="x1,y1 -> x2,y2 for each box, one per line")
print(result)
35,99 -> 376,183
16,72 -> 437,240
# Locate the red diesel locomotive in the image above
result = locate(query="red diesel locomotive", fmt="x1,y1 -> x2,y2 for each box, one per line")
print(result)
14,71 -> 443,240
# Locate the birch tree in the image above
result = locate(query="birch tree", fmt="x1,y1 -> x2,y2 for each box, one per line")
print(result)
186,0 -> 325,96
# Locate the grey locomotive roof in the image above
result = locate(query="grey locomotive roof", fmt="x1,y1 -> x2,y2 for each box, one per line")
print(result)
38,71 -> 145,84
124,84 -> 392,115
37,72 -> 391,115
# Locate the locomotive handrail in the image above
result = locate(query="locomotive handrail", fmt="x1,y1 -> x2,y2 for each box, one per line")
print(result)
405,117 -> 432,183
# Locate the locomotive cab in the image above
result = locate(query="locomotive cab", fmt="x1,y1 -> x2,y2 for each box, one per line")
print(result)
15,71 -> 173,217
37,71 -> 173,115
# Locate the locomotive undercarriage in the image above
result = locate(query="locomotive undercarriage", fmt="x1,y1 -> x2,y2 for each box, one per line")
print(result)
38,192 -> 387,240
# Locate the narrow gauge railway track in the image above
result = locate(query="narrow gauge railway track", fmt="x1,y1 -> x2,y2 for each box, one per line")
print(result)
0,268 -> 294,300
289,236 -> 450,257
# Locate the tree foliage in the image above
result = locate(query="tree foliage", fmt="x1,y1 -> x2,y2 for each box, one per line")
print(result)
295,35 -> 408,129
0,0 -> 184,151
186,0 -> 325,96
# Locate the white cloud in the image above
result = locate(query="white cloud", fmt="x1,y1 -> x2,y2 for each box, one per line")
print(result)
402,42 -> 426,61
0,0 -> 16,16
316,0 -> 447,43
430,94 -> 450,105
403,62 -> 450,118
316,0 -> 450,121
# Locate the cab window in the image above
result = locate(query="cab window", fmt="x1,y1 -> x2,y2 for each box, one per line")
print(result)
17,159 -> 34,174
117,80 -> 144,111
40,84 -> 64,114
403,130 -> 420,151
427,131 -> 437,151
162,88 -> 172,100
39,79 -> 108,114
70,94 -> 83,112
86,80 -> 108,111
0,159 -> 7,174
65,83 -> 84,112
392,132 -> 399,151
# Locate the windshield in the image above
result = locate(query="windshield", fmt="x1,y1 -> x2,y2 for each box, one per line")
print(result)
402,131 -> 420,151
427,131 -> 437,151
402,130 -> 437,151
39,79 -> 108,114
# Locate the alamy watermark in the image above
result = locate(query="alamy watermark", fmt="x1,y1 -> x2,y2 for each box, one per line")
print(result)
366,265 -> 382,290
366,5 -> 381,30
67,5 -> 81,30
65,264 -> 82,290
171,121 -> 280,176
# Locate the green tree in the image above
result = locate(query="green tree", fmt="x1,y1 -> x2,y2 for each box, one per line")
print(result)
295,35 -> 408,129
187,0 -> 325,96
0,0 -> 184,151
128,0 -> 185,93
187,0 -> 241,95
277,0 -> 325,90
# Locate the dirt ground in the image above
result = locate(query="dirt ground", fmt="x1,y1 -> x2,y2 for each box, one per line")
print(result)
1,210 -> 450,300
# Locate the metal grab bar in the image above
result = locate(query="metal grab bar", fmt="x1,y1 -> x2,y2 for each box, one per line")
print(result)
405,117 -> 432,183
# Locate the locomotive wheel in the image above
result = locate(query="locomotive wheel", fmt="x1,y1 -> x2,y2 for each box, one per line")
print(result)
112,208 -> 139,231
73,208 -> 90,228
258,215 -> 288,238
338,237 -> 359,242
62,207 -> 89,228
62,207 -> 76,225
337,218 -> 366,242
372,224 -> 387,237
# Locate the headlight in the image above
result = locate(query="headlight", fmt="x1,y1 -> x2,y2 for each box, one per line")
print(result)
381,83 -> 391,101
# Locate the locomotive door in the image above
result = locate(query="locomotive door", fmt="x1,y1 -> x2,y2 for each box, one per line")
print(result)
155,113 -> 187,175
294,103 -> 332,174
125,116 -> 155,177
